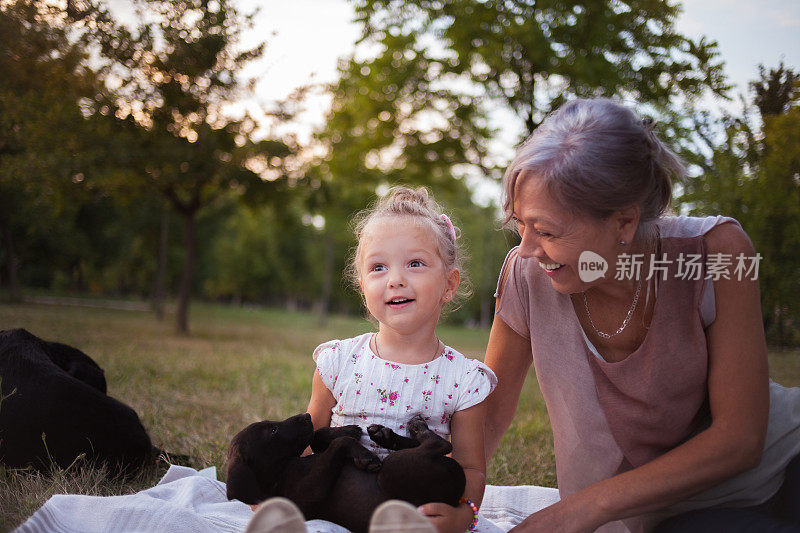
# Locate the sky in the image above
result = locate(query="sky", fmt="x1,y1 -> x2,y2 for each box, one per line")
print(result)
241,0 -> 800,126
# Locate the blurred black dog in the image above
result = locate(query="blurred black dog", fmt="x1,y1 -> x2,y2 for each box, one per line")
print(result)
0,328 -> 159,477
226,413 -> 465,533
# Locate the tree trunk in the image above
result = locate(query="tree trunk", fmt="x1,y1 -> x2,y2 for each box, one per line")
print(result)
479,296 -> 492,329
317,233 -> 334,327
176,211 -> 196,334
1,218 -> 21,302
151,208 -> 169,320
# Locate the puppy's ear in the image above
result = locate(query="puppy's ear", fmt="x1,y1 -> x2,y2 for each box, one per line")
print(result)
226,460 -> 265,505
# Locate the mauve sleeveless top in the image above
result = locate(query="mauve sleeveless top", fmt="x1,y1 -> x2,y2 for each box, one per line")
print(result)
495,215 -> 800,532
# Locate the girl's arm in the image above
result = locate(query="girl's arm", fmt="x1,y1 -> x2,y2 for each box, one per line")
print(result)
419,402 -> 488,533
303,369 -> 337,456
511,223 -> 770,532
483,315 -> 532,462
307,369 -> 336,429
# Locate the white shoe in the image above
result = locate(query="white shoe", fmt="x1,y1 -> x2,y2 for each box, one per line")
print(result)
368,500 -> 437,533
245,497 -> 306,533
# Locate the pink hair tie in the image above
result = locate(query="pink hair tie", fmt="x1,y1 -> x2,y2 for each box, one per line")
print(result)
440,214 -> 457,242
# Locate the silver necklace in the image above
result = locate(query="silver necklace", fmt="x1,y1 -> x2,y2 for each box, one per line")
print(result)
582,276 -> 643,339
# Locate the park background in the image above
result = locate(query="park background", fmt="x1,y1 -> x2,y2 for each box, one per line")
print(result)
1,0 -> 799,530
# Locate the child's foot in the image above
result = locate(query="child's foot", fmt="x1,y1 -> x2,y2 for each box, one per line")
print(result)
368,500 -> 437,532
245,497 -> 306,533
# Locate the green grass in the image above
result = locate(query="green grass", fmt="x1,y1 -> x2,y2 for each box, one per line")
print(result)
1,301 -> 798,531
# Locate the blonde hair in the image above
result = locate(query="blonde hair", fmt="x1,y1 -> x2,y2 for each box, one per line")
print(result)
347,186 -> 471,309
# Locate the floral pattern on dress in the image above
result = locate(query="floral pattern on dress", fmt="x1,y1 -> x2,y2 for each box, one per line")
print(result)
377,388 -> 399,406
314,333 -> 497,459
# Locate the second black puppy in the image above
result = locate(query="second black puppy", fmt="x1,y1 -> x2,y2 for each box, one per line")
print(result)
226,413 -> 465,533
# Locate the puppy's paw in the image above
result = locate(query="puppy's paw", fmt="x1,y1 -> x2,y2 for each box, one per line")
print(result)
340,425 -> 363,439
367,424 -> 395,448
407,415 -> 429,438
352,449 -> 382,472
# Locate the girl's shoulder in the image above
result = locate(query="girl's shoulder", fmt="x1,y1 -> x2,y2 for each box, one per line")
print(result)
313,332 -> 372,363
439,345 -> 498,383
438,345 -> 498,410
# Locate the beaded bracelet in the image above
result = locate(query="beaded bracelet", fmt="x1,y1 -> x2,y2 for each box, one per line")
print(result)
459,497 -> 479,532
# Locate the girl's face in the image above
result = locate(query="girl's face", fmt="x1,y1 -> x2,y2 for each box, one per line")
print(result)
512,174 -> 634,295
358,217 -> 460,337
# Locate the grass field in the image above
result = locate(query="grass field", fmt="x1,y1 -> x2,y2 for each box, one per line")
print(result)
1,301 -> 798,531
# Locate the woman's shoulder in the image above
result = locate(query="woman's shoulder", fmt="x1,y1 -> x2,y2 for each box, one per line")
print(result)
494,245 -> 541,297
658,214 -> 742,239
703,221 -> 755,257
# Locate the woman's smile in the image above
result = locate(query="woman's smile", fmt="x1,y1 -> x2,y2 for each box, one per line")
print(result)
538,261 -> 564,272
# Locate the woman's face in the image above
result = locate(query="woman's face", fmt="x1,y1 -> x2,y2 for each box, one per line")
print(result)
512,174 -> 631,295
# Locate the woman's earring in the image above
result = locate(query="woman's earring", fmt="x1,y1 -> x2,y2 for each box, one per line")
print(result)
619,240 -> 627,246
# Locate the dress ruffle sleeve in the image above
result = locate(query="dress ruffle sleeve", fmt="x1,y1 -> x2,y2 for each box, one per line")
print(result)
454,359 -> 498,412
313,339 -> 342,393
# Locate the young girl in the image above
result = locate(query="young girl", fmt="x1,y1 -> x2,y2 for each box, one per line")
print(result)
308,187 -> 497,533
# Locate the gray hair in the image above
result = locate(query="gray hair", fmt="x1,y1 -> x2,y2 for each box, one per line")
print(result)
502,98 -> 686,245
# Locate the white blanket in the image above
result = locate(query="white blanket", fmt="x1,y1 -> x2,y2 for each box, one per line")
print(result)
16,465 -> 560,533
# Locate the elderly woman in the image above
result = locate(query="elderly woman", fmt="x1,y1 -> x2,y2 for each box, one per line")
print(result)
484,98 -> 800,532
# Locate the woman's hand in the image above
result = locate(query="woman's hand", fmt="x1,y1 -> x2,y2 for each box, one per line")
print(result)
508,495 -> 601,533
418,501 -> 473,533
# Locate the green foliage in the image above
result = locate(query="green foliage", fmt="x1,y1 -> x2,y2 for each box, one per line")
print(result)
80,0 -> 292,332
352,0 -> 730,135
203,202 -> 331,307
0,0 -> 103,301
683,64 -> 800,346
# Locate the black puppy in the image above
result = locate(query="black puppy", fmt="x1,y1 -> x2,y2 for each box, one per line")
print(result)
0,328 -> 157,477
41,339 -> 107,394
227,413 -> 466,533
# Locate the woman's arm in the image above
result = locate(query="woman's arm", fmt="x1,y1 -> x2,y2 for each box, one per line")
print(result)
484,314 -> 533,462
512,223 -> 771,532
419,402 -> 488,533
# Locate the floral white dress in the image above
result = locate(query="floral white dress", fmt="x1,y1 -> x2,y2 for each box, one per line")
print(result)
314,333 -> 498,458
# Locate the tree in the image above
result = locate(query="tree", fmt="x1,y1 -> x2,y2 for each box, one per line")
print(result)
351,0 -> 729,137
81,0 -> 291,333
752,62 -> 798,117
746,64 -> 800,346
683,64 -> 800,346
0,0 -> 101,301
